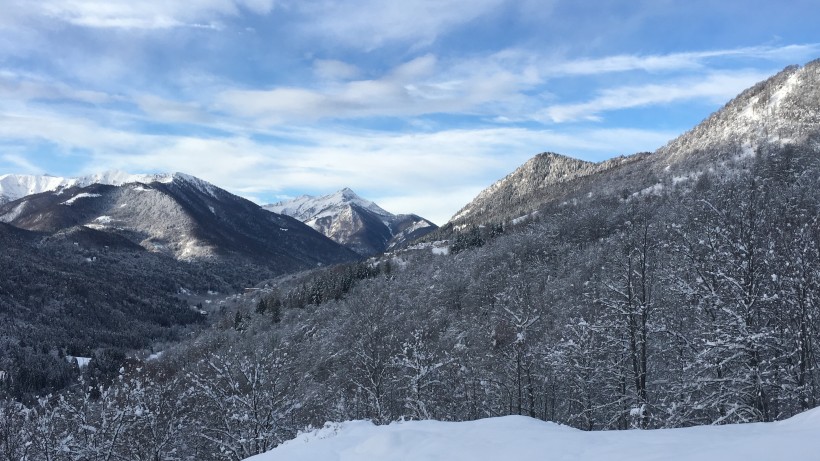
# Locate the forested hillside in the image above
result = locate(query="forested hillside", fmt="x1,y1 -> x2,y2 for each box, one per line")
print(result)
2,136 -> 818,460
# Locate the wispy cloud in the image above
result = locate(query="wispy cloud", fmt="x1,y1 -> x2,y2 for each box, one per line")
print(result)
546,44 -> 820,76
1,153 -> 43,174
34,0 -> 276,29
313,59 -> 362,81
294,0 -> 506,49
538,71 -> 771,123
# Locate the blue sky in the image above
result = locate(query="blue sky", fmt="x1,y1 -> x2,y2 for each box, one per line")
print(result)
0,0 -> 818,224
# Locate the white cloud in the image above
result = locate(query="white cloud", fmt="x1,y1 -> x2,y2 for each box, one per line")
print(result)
538,71 -> 771,123
0,98 -> 676,224
28,0 -> 275,29
214,44 -> 816,125
313,60 -> 361,81
0,71 -> 114,105
545,44 -> 820,76
135,95 -> 213,124
216,53 -> 543,123
295,0 -> 505,49
1,153 -> 43,174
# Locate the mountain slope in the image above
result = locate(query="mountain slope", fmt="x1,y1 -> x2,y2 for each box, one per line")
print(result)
446,152 -> 639,230
265,188 -> 437,255
0,221 -> 211,398
444,59 -> 820,231
0,173 -> 359,270
657,59 -> 820,166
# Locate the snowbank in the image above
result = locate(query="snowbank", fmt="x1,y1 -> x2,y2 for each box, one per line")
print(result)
246,408 -> 820,461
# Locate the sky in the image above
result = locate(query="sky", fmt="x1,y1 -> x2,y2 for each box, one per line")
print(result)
0,1 -> 818,224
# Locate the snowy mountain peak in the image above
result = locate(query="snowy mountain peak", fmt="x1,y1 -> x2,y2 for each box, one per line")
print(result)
265,188 -> 437,255
448,151 -> 613,226
265,188 -> 391,222
169,172 -> 221,198
75,170 -> 174,188
338,186 -> 356,197
0,174 -> 76,204
0,171 -> 210,204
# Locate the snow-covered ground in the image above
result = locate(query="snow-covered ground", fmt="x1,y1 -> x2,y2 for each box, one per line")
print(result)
246,408 -> 820,461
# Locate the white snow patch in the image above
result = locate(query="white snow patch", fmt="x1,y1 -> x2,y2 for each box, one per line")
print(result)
769,71 -> 800,109
66,356 -> 92,368
0,201 -> 27,222
247,408 -> 820,461
632,183 -> 664,198
431,245 -> 449,256
178,238 -> 214,260
62,193 -> 101,205
403,219 -> 432,234
146,351 -> 164,361
405,240 -> 450,256
511,211 -> 538,225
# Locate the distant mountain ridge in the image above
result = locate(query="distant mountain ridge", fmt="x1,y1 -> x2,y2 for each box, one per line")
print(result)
447,152 -> 638,229
266,188 -> 438,256
443,59 -> 820,231
0,171 -> 174,204
0,172 -> 358,270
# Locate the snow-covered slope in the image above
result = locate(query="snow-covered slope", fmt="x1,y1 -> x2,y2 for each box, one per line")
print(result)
0,171 -> 173,204
657,59 -> 820,164
0,173 -> 357,268
444,60 -> 820,231
248,407 -> 820,461
447,152 -> 638,229
265,188 -> 437,256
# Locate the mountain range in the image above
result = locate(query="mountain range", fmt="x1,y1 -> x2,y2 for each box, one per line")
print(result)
265,188 -> 437,256
443,58 -> 820,233
2,59 -> 820,460
0,172 -> 357,269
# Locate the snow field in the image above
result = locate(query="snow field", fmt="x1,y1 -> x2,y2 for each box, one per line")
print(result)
247,407 -> 820,461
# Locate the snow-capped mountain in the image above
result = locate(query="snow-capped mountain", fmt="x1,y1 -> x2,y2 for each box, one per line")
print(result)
445,59 -> 820,231
0,171 -> 174,204
268,188 -> 392,222
0,172 -> 358,270
265,188 -> 438,256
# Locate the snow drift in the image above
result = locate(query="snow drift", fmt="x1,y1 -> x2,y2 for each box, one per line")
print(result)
246,407 -> 820,461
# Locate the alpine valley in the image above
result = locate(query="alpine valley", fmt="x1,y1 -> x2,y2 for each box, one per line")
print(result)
2,60 -> 820,461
